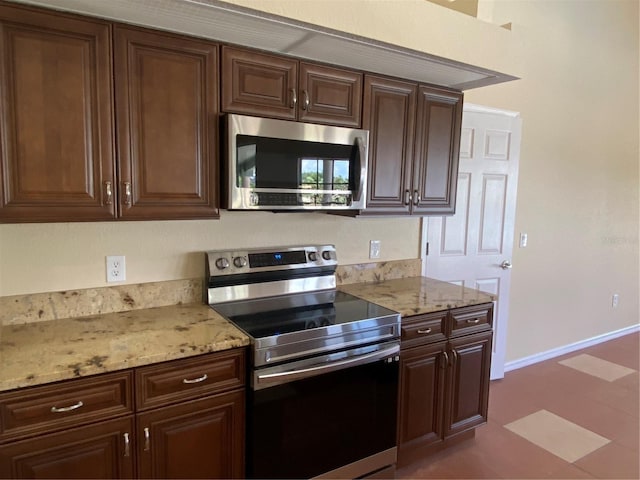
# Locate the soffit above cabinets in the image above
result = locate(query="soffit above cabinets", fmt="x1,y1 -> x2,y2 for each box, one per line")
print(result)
13,0 -> 518,90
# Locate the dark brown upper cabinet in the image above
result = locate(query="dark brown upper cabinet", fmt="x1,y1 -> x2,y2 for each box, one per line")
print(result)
0,4 -> 116,222
363,75 -> 462,216
412,86 -> 463,215
221,46 -> 362,127
362,76 -> 416,214
0,4 -> 220,223
114,26 -> 220,220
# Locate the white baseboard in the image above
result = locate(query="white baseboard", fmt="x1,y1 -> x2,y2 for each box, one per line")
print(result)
504,324 -> 640,372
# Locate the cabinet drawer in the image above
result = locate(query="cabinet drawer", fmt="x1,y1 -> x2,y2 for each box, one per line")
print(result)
448,303 -> 493,337
401,312 -> 447,349
135,349 -> 245,411
0,371 -> 133,443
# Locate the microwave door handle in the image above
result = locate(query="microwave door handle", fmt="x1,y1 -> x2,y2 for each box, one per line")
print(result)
353,136 -> 366,205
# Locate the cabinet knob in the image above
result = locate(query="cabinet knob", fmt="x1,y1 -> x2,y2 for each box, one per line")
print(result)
416,328 -> 432,335
302,90 -> 310,110
413,190 -> 420,206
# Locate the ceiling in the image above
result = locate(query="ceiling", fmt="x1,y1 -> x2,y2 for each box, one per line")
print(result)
13,0 -> 518,90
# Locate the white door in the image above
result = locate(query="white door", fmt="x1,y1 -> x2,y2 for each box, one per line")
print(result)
421,104 -> 522,380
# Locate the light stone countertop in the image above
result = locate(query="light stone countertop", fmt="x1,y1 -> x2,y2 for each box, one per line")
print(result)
338,276 -> 495,317
0,304 -> 250,392
0,276 -> 494,393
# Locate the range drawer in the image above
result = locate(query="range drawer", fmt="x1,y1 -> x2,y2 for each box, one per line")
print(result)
0,371 -> 133,444
448,303 -> 493,337
400,311 -> 447,349
135,348 -> 245,411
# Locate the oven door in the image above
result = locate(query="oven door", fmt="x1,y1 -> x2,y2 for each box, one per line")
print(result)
246,341 -> 399,479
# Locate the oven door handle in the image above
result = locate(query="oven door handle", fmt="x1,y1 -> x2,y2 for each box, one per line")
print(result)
255,342 -> 399,388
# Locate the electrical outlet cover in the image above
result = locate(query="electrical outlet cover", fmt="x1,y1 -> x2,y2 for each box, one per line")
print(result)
106,255 -> 126,282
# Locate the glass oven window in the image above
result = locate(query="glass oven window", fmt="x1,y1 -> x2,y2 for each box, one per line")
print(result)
246,357 -> 398,479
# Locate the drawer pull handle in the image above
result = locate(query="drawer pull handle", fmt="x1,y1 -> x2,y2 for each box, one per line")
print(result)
50,401 -> 83,413
144,427 -> 150,451
466,318 -> 481,324
417,328 -> 432,334
183,373 -> 208,384
124,432 -> 130,457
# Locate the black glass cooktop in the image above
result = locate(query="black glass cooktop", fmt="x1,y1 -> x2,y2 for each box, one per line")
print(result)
211,290 -> 397,339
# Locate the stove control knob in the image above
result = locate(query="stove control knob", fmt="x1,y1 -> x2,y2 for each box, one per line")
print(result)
308,251 -> 318,262
215,257 -> 230,270
233,256 -> 247,268
322,250 -> 333,261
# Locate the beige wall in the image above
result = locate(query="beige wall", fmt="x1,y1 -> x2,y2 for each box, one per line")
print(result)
467,0 -> 639,360
0,214 -> 420,296
1,0 -> 638,363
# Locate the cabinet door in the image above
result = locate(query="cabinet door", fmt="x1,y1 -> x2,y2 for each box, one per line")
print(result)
221,46 -> 297,120
299,63 -> 362,127
0,4 -> 115,222
362,75 -> 416,214
397,342 -> 446,467
444,331 -> 492,438
137,391 -> 244,479
412,86 -> 462,215
0,416 -> 134,479
114,26 -> 219,220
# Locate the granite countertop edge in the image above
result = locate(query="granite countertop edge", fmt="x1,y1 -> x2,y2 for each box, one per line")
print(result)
0,276 -> 495,393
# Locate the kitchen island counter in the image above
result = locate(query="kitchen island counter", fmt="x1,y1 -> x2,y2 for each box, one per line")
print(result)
0,303 -> 249,392
339,276 -> 495,317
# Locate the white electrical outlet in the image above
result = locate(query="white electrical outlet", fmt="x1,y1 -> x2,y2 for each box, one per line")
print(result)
106,255 -> 126,283
612,294 -> 619,308
369,240 -> 381,259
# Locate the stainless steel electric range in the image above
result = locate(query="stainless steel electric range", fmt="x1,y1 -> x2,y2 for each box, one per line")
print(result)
205,245 -> 401,479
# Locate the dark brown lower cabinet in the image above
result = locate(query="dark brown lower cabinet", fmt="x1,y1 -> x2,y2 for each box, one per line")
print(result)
0,417 -> 135,479
136,391 -> 244,479
0,349 -> 246,479
397,308 -> 493,468
397,341 -> 446,458
444,332 -> 492,438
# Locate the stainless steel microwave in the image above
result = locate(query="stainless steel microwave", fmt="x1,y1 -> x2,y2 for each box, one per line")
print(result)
224,114 -> 369,210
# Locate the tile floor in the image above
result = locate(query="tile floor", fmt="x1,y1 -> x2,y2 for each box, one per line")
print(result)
396,332 -> 640,479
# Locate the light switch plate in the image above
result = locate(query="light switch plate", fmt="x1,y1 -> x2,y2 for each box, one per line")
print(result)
369,240 -> 381,259
519,233 -> 528,248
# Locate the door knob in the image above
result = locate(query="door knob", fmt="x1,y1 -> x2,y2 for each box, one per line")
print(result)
500,260 -> 512,270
